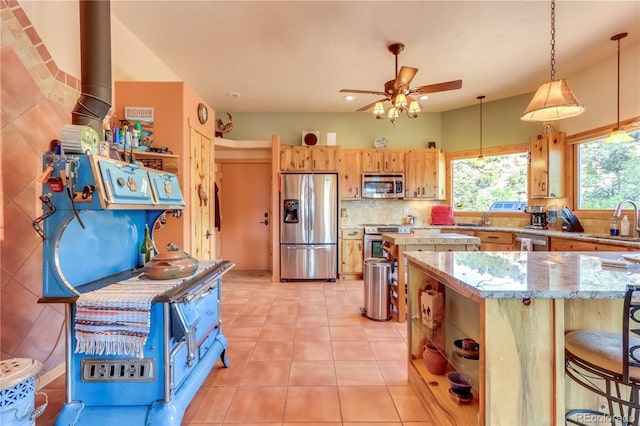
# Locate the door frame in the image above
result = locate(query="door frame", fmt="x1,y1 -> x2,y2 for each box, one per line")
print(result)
213,135 -> 281,281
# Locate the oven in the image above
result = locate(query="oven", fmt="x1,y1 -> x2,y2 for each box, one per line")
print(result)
36,153 -> 234,426
364,225 -> 411,259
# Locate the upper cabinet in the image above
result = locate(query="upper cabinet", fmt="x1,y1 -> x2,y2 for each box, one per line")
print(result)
404,149 -> 445,199
280,145 -> 338,171
339,149 -> 362,199
361,149 -> 405,173
530,131 -> 565,198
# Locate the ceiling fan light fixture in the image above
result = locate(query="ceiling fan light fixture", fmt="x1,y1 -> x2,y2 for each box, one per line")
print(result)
521,0 -> 585,122
408,101 -> 420,118
373,102 -> 385,119
340,42 -> 461,125
394,93 -> 408,110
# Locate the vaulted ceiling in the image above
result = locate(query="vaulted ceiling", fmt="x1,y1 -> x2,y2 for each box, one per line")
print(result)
111,1 -> 638,114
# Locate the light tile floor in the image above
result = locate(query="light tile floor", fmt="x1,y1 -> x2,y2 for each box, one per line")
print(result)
36,271 -> 434,425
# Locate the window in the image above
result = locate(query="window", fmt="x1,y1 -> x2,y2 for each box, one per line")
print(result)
452,152 -> 528,211
577,129 -> 640,210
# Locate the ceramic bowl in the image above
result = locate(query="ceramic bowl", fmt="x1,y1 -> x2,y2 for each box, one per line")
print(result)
447,371 -> 474,395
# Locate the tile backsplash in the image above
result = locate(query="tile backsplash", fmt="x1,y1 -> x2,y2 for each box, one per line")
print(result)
340,199 -> 439,226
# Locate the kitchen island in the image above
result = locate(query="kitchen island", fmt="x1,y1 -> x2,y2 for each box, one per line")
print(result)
381,232 -> 480,322
404,250 -> 640,426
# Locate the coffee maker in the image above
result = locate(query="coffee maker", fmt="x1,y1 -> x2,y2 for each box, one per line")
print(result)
525,205 -> 547,229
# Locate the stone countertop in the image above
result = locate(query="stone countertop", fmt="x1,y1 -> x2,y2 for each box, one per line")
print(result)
341,223 -> 640,249
404,251 -> 640,300
381,232 -> 480,245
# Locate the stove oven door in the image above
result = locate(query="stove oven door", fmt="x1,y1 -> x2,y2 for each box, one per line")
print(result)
170,278 -> 221,389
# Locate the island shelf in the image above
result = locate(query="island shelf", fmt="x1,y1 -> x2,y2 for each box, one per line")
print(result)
404,251 -> 640,425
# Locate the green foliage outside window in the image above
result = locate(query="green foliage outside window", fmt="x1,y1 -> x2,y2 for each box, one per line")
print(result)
452,153 -> 528,211
578,129 -> 640,209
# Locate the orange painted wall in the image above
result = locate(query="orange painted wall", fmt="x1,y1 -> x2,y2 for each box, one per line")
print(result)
114,81 -> 215,253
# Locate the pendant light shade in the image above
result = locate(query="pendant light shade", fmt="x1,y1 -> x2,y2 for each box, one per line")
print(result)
521,0 -> 585,122
521,79 -> 585,121
604,32 -> 632,143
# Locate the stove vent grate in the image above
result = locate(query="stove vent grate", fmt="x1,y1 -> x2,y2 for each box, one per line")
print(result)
81,359 -> 155,382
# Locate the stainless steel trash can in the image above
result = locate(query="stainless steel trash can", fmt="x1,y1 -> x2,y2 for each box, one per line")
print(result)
361,258 -> 392,321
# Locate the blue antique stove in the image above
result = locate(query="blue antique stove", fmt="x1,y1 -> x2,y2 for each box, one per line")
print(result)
37,153 -> 232,426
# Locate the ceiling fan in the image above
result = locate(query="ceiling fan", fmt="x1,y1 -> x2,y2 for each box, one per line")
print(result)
340,42 -> 463,114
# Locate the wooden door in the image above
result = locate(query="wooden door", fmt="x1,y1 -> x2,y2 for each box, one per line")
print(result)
339,149 -> 362,199
311,146 -> 339,171
361,150 -> 383,172
383,150 -> 405,172
189,128 -> 214,260
530,134 -> 549,198
219,162 -> 271,270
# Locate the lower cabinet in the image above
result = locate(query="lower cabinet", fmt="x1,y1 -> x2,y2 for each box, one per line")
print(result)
550,237 -> 636,251
339,228 -> 363,278
444,229 -> 515,252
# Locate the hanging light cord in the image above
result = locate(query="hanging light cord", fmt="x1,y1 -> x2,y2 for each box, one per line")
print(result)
549,0 -> 556,81
615,35 -> 621,129
479,97 -> 483,154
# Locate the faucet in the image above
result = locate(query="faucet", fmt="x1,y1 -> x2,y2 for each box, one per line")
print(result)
613,200 -> 639,238
481,212 -> 491,227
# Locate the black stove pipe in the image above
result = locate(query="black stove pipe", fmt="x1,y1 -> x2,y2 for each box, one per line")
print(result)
71,0 -> 112,138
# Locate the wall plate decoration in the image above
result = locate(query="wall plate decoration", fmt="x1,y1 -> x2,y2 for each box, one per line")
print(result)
302,131 -> 319,146
374,137 -> 388,148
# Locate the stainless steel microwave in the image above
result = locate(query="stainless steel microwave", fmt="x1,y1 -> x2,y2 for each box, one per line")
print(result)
361,173 -> 404,199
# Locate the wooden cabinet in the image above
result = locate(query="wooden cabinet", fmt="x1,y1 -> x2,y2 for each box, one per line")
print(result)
114,81 -> 216,260
361,149 -> 405,172
311,146 -> 339,171
404,149 -> 445,199
550,237 -> 636,252
280,145 -> 339,171
475,230 -> 514,251
339,228 -> 363,278
280,145 -> 310,170
530,131 -> 565,198
338,149 -> 362,199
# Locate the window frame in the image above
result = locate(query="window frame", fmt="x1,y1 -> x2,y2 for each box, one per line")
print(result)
445,142 -> 530,218
567,116 -> 640,220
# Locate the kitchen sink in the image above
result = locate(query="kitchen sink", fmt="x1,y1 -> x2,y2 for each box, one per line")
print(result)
455,222 -> 483,227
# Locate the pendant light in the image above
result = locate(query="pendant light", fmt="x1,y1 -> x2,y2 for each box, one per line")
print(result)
605,32 -> 633,143
475,95 -> 486,167
521,0 -> 585,122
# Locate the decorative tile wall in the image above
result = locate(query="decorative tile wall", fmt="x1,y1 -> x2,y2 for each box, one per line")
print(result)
1,0 -> 78,375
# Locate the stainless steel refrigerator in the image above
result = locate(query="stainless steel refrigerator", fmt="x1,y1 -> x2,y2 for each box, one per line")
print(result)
280,173 -> 337,281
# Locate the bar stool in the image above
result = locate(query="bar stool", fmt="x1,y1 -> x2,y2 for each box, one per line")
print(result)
565,285 -> 640,426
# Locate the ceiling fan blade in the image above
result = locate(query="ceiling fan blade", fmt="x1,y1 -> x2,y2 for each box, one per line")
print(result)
394,66 -> 418,90
356,98 -> 388,112
410,79 -> 463,95
340,88 -> 387,96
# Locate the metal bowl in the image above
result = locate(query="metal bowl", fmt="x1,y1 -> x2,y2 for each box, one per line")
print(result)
144,244 -> 199,280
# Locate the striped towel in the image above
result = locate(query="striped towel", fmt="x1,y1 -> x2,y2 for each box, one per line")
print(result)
74,281 -> 178,358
